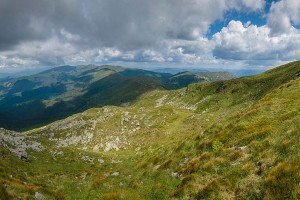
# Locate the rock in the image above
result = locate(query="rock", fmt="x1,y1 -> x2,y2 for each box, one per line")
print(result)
155,95 -> 167,107
111,159 -> 122,164
235,146 -> 247,151
56,151 -> 64,156
93,145 -> 100,152
0,129 -> 43,160
111,172 -> 119,176
14,149 -> 28,161
104,141 -> 120,152
20,154 -> 28,161
81,155 -> 94,163
154,165 -> 160,170
35,192 -> 45,199
135,147 -> 141,152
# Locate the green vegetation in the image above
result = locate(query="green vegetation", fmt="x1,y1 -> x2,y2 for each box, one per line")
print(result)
0,61 -> 299,199
0,65 -> 234,131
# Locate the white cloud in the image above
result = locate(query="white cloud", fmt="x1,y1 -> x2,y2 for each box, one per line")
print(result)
0,36 -> 78,68
4,0 -> 300,72
213,20 -> 300,61
64,49 -> 99,64
240,0 -> 265,11
267,0 -> 300,35
60,29 -> 80,41
0,55 -> 40,69
0,31 -> 216,70
163,37 -> 214,55
226,0 -> 265,11
140,50 -> 165,62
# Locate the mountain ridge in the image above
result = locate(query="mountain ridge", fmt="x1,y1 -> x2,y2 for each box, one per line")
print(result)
0,61 -> 299,199
0,65 -> 235,131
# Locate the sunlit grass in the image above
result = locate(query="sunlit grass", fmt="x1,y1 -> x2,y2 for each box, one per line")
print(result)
0,61 -> 299,199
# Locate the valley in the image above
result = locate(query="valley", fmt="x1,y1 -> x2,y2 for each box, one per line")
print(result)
0,65 -> 234,131
0,61 -> 299,199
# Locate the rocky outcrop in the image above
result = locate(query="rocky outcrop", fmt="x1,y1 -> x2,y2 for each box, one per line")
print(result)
0,128 -> 43,160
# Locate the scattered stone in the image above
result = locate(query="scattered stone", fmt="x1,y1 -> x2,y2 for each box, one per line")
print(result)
50,150 -> 64,157
93,145 -> 100,152
0,129 -> 43,160
172,172 -> 179,178
104,139 -> 120,152
155,95 -> 167,107
183,158 -> 189,164
56,151 -> 64,156
81,155 -> 94,163
111,172 -> 119,176
20,153 -> 28,161
235,146 -> 247,151
111,159 -> 122,164
35,192 -> 45,199
154,165 -> 160,170
135,147 -> 141,151
231,161 -> 240,166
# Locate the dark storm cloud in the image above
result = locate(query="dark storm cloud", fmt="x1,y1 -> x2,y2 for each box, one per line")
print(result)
0,0 -> 47,50
0,0 -> 85,50
0,0 -> 231,51
3,0 -> 298,71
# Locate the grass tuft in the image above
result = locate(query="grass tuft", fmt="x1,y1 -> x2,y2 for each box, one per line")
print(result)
265,162 -> 300,199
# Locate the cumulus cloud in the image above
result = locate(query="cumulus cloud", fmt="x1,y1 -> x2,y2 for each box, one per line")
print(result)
267,0 -> 300,35
213,20 -> 300,61
240,0 -> 265,10
0,0 -> 229,50
1,0 -> 300,71
0,0 -> 263,70
226,0 -> 265,11
0,56 -> 40,69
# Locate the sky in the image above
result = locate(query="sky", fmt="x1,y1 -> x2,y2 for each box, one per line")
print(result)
0,0 -> 300,73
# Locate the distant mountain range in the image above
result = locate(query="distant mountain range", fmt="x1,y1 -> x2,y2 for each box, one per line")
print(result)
153,67 -> 265,77
0,65 -> 235,130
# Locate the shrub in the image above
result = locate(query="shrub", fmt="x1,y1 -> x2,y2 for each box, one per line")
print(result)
212,140 -> 224,152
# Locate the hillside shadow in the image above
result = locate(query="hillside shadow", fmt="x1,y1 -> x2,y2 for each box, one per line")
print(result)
0,73 -> 166,131
0,67 -> 242,131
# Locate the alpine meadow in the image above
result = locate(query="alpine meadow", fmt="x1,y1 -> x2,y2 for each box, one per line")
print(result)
0,61 -> 299,199
0,0 -> 300,199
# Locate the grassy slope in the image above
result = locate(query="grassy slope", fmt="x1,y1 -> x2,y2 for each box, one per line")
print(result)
0,65 -> 234,131
0,61 -> 299,199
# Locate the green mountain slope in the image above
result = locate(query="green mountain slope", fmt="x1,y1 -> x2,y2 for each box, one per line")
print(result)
0,65 -> 234,131
0,61 -> 299,199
